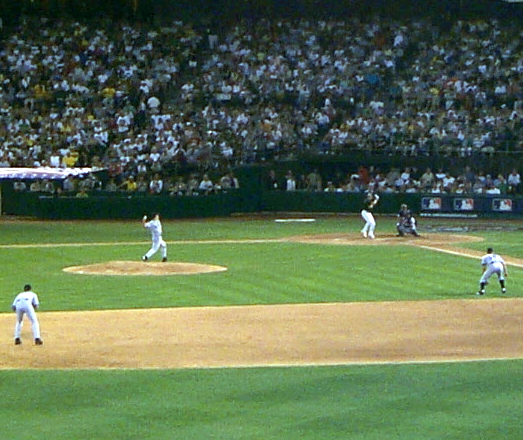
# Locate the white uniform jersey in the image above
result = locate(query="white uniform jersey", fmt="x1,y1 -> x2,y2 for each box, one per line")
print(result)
480,252 -> 506,285
12,291 -> 39,311
12,290 -> 41,341
481,253 -> 505,269
144,219 -> 163,239
142,217 -> 167,261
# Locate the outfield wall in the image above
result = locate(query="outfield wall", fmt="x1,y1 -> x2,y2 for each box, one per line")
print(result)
1,186 -> 520,219
1,189 -> 256,219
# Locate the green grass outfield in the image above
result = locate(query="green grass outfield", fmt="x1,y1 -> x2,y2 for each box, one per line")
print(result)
1,215 -> 523,440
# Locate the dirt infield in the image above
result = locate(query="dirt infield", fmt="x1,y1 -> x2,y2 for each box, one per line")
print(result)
2,231 -> 523,370
1,299 -> 523,369
287,231 -> 483,245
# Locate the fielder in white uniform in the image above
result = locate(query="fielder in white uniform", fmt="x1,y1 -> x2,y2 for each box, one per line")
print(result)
12,284 -> 43,345
142,213 -> 167,262
361,190 -> 380,239
478,247 -> 507,295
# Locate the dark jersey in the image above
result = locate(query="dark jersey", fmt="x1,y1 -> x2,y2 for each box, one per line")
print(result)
397,207 -> 412,223
363,193 -> 379,211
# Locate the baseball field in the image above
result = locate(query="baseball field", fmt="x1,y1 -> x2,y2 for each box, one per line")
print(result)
1,214 -> 523,439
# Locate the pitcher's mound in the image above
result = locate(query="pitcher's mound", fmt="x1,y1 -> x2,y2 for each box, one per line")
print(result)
63,260 -> 227,276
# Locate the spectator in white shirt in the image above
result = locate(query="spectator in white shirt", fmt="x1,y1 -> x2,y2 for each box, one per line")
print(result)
285,170 -> 297,191
198,173 -> 214,194
507,169 -> 521,194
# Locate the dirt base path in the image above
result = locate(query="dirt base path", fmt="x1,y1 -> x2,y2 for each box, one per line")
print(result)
1,299 -> 523,370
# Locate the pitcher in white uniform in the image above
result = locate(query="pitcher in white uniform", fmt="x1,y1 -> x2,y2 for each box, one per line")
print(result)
12,284 -> 43,345
477,247 -> 507,295
142,213 -> 167,262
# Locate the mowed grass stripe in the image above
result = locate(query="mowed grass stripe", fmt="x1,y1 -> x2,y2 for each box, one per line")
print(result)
0,238 -> 284,249
3,361 -> 523,440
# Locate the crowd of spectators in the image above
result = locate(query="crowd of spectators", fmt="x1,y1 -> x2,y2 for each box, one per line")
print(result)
1,15 -> 523,194
12,169 -> 240,198
265,165 -> 522,196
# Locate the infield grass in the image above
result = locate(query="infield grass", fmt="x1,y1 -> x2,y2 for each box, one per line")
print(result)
0,216 -> 520,310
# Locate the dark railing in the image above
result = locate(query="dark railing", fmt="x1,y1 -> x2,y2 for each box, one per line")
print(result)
2,183 -> 522,220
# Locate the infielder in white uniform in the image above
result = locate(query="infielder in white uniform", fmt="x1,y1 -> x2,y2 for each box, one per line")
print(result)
477,247 -> 507,295
361,190 -> 380,239
142,213 -> 167,262
12,284 -> 43,345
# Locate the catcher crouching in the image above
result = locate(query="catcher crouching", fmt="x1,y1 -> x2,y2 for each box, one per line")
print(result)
396,204 -> 420,237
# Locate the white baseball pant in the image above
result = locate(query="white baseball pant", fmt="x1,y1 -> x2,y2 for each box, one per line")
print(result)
14,300 -> 41,340
361,209 -> 376,238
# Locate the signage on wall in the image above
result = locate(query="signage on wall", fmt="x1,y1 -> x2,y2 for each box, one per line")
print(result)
492,198 -> 513,212
453,198 -> 474,211
421,197 -> 442,210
